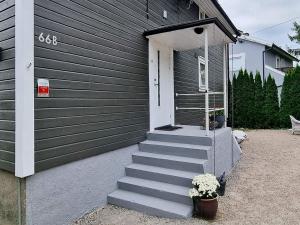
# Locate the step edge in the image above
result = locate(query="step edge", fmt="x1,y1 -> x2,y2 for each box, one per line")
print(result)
140,140 -> 211,150
133,152 -> 208,164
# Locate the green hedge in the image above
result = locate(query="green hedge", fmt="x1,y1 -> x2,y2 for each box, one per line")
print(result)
280,66 -> 300,127
228,69 -> 280,129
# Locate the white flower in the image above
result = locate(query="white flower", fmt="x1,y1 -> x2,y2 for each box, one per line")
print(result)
188,188 -> 200,198
191,173 -> 220,198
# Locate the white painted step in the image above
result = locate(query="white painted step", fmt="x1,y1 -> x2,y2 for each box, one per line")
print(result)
118,176 -> 192,205
108,190 -> 193,218
125,164 -> 198,187
132,151 -> 207,172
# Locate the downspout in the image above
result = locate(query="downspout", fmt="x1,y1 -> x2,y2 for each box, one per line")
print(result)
262,50 -> 266,81
262,47 -> 272,81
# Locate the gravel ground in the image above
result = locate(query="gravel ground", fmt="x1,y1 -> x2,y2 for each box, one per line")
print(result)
74,130 -> 300,225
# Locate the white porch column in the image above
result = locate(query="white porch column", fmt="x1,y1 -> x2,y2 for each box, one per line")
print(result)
223,44 -> 228,128
204,29 -> 209,136
15,0 -> 35,177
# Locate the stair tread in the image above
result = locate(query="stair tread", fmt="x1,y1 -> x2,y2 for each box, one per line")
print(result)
141,140 -> 211,150
133,151 -> 207,164
119,176 -> 190,196
126,163 -> 199,178
108,190 -> 192,217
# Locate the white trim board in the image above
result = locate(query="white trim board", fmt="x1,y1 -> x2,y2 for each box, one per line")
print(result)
229,53 -> 246,72
265,65 -> 285,76
15,0 -> 35,177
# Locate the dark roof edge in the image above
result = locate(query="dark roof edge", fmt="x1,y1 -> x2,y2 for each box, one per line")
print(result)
210,0 -> 240,36
271,44 -> 299,62
143,17 -> 237,43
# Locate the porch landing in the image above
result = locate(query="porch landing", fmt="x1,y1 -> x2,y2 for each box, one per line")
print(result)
108,126 -> 241,218
152,125 -> 229,137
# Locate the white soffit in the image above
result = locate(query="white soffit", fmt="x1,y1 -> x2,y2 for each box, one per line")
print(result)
146,23 -> 232,51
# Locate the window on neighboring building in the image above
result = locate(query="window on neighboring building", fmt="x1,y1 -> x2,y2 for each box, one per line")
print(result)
276,56 -> 281,68
198,56 -> 206,90
229,53 -> 246,78
199,11 -> 206,20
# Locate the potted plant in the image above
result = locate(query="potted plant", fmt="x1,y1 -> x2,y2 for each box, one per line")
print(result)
209,110 -> 225,129
189,173 -> 220,220
217,172 -> 226,196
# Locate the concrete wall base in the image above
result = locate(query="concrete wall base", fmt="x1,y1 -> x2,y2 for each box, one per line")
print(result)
0,170 -> 26,225
25,145 -> 138,225
210,127 -> 242,177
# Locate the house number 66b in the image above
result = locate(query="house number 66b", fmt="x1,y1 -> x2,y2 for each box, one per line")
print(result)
38,33 -> 58,46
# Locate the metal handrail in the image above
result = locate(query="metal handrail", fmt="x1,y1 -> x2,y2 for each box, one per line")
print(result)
176,107 -> 224,111
176,92 -> 224,97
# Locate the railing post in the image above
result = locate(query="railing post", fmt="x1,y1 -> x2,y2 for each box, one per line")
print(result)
204,29 -> 209,136
223,44 -> 227,128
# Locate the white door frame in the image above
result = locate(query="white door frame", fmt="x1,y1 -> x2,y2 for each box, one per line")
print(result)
148,39 -> 175,131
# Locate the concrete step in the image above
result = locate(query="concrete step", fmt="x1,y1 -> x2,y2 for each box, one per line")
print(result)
147,132 -> 212,146
118,177 -> 192,205
125,164 -> 198,187
140,140 -> 210,159
108,190 -> 193,218
132,152 -> 207,173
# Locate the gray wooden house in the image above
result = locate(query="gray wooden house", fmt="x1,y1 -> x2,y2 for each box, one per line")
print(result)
0,0 -> 241,224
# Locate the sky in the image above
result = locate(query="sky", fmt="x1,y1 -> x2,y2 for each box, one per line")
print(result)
218,0 -> 300,50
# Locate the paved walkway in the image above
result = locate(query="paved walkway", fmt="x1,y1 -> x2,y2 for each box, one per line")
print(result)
74,130 -> 300,225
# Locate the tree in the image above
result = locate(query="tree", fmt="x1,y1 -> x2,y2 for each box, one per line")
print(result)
280,66 -> 300,127
247,72 -> 256,128
289,66 -> 300,120
254,72 -> 265,128
264,75 -> 279,128
289,22 -> 300,44
234,69 -> 245,127
280,69 -> 294,127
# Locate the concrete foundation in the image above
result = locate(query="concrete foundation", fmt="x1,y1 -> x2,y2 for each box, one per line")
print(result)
1,127 -> 241,224
0,170 -> 25,225
25,145 -> 138,225
212,127 -> 242,177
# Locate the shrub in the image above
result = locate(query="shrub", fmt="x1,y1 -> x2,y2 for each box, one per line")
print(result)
263,75 -> 279,128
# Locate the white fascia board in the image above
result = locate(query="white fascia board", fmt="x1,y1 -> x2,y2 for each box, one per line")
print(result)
229,53 -> 245,59
265,65 -> 285,77
239,35 -> 272,48
15,0 -> 35,177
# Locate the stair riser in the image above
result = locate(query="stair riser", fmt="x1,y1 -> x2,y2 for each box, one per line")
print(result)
147,133 -> 212,146
132,155 -> 205,173
108,196 -> 191,218
126,167 -> 193,187
139,143 -> 208,159
118,181 -> 192,205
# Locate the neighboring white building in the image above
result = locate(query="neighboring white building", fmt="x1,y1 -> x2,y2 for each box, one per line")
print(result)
289,48 -> 300,67
230,35 -> 299,100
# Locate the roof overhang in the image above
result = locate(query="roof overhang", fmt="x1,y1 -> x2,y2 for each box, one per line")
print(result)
210,0 -> 240,36
144,18 -> 236,51
193,0 -> 240,36
270,44 -> 299,62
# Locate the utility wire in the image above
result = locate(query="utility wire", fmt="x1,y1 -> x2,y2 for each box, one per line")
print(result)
253,16 -> 300,34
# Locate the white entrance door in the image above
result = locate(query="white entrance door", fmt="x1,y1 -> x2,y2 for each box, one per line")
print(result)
149,40 -> 174,131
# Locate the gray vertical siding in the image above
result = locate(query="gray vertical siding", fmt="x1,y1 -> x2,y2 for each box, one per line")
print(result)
33,0 -> 225,171
0,0 -> 15,172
